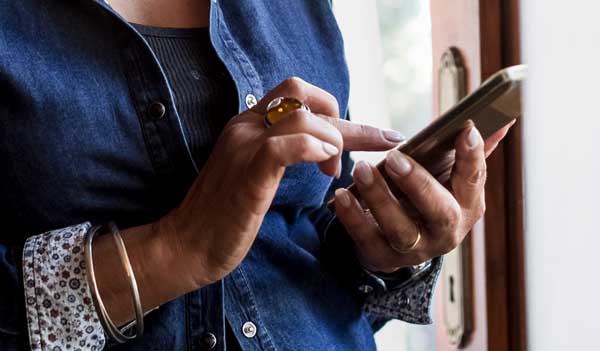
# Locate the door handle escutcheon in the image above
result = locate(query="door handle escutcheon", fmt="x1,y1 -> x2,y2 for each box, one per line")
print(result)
439,47 -> 473,348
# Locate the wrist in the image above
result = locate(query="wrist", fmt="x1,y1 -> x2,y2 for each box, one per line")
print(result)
93,219 -> 209,326
368,260 -> 434,291
151,215 -> 214,291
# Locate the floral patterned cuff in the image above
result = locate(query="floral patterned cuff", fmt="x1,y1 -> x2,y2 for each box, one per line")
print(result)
22,222 -> 106,351
362,256 -> 443,324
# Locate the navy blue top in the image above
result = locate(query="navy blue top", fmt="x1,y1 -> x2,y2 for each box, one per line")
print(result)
130,23 -> 239,168
0,1 -> 441,350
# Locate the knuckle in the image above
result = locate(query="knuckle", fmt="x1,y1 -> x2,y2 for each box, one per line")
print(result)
390,239 -> 410,254
329,95 -> 340,117
297,134 -> 317,159
437,203 -> 461,233
448,234 -> 461,250
332,128 -> 344,149
440,234 -> 461,255
366,192 -> 394,214
263,137 -> 282,159
283,76 -> 306,96
289,109 -> 312,129
415,174 -> 434,195
320,91 -> 340,117
467,165 -> 487,186
476,201 -> 487,218
388,223 -> 409,243
222,123 -> 245,139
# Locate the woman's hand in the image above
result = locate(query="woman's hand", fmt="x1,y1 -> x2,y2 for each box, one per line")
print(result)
159,77 -> 404,287
333,123 -> 514,273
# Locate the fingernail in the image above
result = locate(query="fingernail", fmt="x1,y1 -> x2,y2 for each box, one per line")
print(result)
335,188 -> 351,208
382,129 -> 406,143
353,161 -> 374,186
322,142 -> 339,156
467,127 -> 482,149
386,151 -> 412,176
336,159 -> 342,179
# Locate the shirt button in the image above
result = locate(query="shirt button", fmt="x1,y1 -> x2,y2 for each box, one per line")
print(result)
358,284 -> 374,294
242,321 -> 257,338
398,294 -> 411,308
200,332 -> 217,349
147,101 -> 166,120
245,94 -> 258,109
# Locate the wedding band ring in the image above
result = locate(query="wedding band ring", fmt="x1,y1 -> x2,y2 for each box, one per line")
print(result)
390,220 -> 422,253
264,97 -> 310,127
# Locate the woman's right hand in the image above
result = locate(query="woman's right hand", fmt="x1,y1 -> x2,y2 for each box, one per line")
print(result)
95,77 -> 404,325
159,77 -> 404,287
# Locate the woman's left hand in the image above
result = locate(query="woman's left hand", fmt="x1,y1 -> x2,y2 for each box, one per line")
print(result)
334,122 -> 514,273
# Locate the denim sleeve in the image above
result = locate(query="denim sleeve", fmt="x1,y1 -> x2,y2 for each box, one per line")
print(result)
0,241 -> 27,344
310,149 -> 443,326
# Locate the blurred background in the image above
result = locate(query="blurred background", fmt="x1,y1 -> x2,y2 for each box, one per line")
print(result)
334,1 -> 435,350
334,0 -> 432,166
335,0 -> 600,350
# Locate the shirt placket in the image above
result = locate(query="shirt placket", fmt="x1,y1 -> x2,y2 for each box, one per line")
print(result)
90,2 -> 227,349
224,268 -> 278,351
208,2 -> 277,350
114,29 -> 199,177
209,0 -> 264,113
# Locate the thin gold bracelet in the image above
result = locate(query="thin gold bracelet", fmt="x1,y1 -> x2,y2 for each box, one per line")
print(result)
85,223 -> 147,342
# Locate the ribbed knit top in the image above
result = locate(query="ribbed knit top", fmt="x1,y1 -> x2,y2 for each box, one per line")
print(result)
132,23 -> 239,167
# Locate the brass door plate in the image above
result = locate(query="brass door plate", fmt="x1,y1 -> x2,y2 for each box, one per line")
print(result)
439,47 -> 473,348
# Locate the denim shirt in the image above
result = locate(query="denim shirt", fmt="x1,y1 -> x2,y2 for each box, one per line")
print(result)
0,0 -> 441,350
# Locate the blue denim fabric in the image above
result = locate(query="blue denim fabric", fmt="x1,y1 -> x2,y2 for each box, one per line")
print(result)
0,0 -> 434,350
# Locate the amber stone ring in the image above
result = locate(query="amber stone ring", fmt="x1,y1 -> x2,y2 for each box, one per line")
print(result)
264,97 -> 311,127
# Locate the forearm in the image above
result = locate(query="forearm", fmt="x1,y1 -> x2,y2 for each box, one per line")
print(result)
19,218 -> 212,350
93,219 -> 205,326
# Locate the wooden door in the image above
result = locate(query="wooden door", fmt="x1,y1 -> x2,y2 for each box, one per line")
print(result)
431,1 -> 526,350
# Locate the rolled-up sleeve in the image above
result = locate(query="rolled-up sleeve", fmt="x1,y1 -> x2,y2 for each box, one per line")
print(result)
22,222 -> 106,351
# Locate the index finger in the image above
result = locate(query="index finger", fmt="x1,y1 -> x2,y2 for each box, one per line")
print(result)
319,116 -> 405,151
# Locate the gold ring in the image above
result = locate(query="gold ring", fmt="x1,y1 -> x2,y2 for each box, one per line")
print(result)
264,97 -> 310,127
390,220 -> 422,253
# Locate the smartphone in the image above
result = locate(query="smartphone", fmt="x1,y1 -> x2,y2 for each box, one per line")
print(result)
328,64 -> 526,209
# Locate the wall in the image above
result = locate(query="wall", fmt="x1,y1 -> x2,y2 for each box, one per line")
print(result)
521,1 -> 600,350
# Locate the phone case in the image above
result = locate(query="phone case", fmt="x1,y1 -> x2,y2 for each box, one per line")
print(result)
328,64 -> 526,209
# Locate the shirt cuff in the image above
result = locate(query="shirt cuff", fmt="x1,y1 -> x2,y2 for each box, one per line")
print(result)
321,214 -> 444,324
22,222 -> 106,350
362,256 -> 443,324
